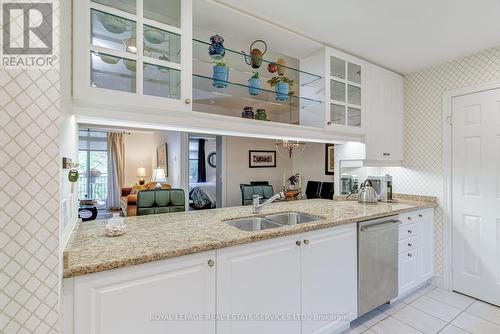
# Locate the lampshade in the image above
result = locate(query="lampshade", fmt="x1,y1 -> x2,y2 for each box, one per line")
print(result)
137,167 -> 146,177
151,168 -> 167,183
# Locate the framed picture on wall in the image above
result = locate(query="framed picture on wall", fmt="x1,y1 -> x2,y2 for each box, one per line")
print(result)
325,144 -> 335,175
249,150 -> 276,168
156,143 -> 168,177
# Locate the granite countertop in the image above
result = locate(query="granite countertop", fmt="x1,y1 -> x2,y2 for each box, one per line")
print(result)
63,197 -> 437,278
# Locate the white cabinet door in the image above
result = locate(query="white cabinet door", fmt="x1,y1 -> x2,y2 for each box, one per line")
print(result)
73,0 -> 192,111
217,236 -> 302,334
326,47 -> 365,135
418,210 -> 434,281
398,249 -> 419,295
74,252 -> 216,334
301,224 -> 357,334
364,64 -> 404,162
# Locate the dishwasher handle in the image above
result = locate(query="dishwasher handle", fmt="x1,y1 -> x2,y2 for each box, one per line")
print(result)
360,220 -> 401,232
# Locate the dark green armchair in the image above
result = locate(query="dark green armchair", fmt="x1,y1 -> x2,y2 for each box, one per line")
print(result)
240,184 -> 274,206
137,189 -> 185,216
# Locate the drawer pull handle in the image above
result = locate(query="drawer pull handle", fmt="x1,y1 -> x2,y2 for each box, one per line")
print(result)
418,214 -> 423,218
296,241 -> 302,246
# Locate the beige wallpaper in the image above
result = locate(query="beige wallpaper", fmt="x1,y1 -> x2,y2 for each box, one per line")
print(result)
0,1 -> 61,333
383,46 -> 500,281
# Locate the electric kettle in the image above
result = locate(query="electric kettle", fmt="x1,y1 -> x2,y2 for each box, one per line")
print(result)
358,180 -> 378,203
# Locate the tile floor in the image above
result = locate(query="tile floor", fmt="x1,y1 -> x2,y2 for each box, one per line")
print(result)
343,285 -> 500,334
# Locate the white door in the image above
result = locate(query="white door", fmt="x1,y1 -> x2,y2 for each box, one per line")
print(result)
452,88 -> 500,306
74,252 -> 216,334
217,236 -> 301,334
301,225 -> 357,334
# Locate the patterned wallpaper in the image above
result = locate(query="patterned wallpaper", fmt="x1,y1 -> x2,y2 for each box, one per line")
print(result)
383,46 -> 500,280
0,1 -> 61,333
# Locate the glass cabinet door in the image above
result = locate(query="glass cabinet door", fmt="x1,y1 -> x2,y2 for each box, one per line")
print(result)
75,0 -> 191,109
328,55 -> 362,129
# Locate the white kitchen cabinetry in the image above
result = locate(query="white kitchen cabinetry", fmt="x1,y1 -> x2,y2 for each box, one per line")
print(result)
300,47 -> 365,136
364,64 -> 404,162
217,224 -> 357,334
301,225 -> 358,334
396,209 -> 434,297
326,49 -> 364,134
65,225 -> 357,334
217,235 -> 302,334
73,0 -> 192,111
70,251 -> 216,334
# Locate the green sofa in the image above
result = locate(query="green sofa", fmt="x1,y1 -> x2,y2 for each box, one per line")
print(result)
136,189 -> 185,216
240,184 -> 274,206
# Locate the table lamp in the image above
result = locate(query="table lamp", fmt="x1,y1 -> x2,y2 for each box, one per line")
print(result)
137,167 -> 146,185
151,168 -> 167,188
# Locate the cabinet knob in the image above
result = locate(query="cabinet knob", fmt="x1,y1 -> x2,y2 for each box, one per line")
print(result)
408,243 -> 412,247
418,214 -> 423,218
185,98 -> 192,104
408,253 -> 413,258
303,239 -> 309,245
208,259 -> 215,267
408,230 -> 412,234
407,216 -> 412,220
296,240 -> 302,246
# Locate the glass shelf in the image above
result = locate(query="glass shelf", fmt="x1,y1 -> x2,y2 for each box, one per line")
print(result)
193,38 -> 322,87
193,74 -> 321,109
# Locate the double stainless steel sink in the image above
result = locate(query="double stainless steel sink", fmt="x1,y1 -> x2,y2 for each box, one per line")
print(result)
225,212 -> 321,231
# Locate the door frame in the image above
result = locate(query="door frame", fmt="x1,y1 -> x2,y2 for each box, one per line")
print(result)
442,80 -> 500,291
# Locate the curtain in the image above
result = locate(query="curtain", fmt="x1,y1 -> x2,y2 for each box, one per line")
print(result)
107,133 -> 125,210
197,139 -> 206,183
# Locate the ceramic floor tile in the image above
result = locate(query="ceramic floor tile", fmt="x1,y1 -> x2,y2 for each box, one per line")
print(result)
356,309 -> 389,328
452,312 -> 500,334
399,289 -> 426,304
410,295 -> 462,322
371,316 -> 422,334
466,300 -> 500,326
392,305 -> 447,334
377,301 -> 406,315
438,324 -> 470,334
425,288 -> 475,310
417,284 -> 436,295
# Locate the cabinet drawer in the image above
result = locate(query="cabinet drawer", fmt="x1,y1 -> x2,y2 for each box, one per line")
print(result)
399,210 -> 427,226
398,236 -> 418,254
399,223 -> 418,240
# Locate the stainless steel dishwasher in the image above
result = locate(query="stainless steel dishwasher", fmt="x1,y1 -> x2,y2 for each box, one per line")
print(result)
358,215 -> 400,316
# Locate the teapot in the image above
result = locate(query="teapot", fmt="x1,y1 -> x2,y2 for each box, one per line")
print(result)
357,180 -> 378,203
243,40 -> 267,69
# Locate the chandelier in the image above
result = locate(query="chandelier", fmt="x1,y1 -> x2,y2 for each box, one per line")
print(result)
276,139 -> 306,158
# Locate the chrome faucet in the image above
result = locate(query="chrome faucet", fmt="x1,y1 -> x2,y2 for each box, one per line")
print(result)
252,192 -> 285,214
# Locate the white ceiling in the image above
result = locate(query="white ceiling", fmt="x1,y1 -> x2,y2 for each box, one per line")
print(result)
214,0 -> 500,74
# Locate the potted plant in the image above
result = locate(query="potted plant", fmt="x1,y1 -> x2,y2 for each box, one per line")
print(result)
267,76 -> 294,101
212,60 -> 229,88
248,71 -> 261,95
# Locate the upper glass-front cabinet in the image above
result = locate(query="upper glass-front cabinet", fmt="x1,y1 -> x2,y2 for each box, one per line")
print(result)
74,0 -> 192,111
327,51 -> 363,130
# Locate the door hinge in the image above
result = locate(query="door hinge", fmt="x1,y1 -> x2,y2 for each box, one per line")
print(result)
445,115 -> 452,125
